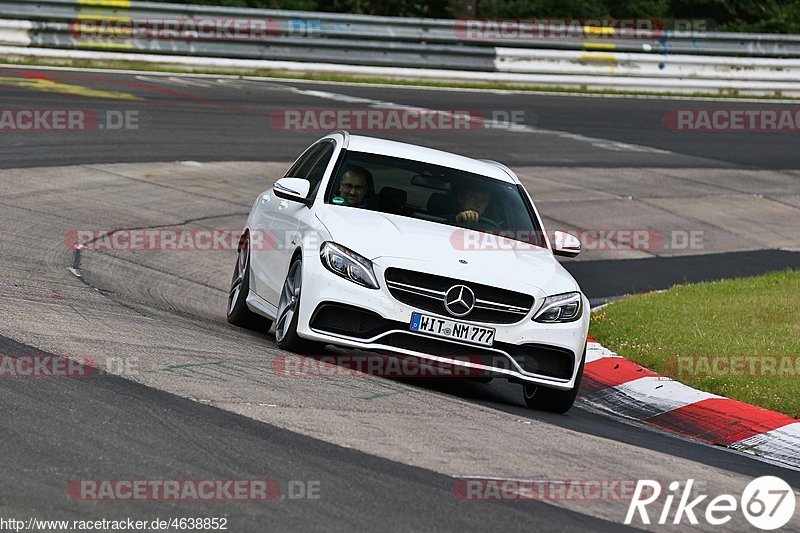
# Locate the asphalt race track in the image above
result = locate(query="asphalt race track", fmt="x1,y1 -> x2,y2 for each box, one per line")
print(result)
1,66 -> 799,531
1,67 -> 800,169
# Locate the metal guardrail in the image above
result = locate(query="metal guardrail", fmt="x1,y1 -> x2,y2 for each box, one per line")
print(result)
1,0 -> 800,96
3,19 -> 497,71
2,0 -> 800,60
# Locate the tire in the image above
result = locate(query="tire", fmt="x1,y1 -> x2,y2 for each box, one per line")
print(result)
522,344 -> 586,413
227,233 -> 273,331
274,257 -> 319,353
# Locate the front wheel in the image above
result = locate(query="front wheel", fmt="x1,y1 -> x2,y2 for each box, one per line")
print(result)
522,345 -> 586,413
275,257 -> 319,353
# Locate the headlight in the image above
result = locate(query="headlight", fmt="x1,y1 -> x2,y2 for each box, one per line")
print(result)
320,242 -> 379,289
534,292 -> 582,323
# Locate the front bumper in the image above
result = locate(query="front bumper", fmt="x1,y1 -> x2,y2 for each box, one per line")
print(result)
296,254 -> 590,390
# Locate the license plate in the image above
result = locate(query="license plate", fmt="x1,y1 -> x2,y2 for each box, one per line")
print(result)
409,312 -> 495,347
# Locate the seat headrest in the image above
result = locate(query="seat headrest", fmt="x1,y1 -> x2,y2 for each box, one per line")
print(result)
378,187 -> 407,213
427,192 -> 454,216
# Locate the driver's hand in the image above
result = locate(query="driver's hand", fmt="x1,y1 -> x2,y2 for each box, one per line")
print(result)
456,210 -> 480,223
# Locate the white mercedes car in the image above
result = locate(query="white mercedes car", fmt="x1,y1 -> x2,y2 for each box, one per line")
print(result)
228,131 -> 589,412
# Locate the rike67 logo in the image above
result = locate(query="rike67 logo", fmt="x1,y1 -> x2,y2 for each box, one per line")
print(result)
626,477 -> 796,530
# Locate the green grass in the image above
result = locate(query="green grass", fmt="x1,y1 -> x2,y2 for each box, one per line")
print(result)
3,56 -> 799,101
590,269 -> 800,417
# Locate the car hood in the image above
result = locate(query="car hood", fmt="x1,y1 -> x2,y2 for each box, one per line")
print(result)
315,207 -> 579,295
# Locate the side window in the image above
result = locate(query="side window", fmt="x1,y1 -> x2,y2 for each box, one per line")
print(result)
285,143 -> 325,179
303,141 -> 336,199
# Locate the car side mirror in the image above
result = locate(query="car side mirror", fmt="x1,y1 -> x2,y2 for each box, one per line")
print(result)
552,231 -> 581,258
274,177 -> 311,206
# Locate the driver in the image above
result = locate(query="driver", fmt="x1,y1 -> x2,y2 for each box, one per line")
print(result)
337,165 -> 373,208
452,186 -> 491,224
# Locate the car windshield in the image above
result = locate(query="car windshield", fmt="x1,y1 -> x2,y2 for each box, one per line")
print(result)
326,151 -> 545,247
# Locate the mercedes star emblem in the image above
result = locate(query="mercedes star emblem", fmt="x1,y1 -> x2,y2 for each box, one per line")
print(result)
443,285 -> 476,317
